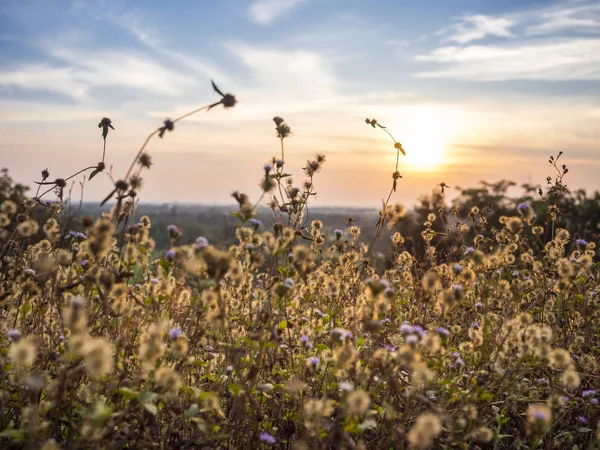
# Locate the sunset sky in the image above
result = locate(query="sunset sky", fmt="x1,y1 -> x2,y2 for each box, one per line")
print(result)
0,0 -> 598,208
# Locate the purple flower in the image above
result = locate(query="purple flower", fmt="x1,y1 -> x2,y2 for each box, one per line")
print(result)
582,389 -> 596,398
339,381 -> 354,391
165,249 -> 176,259
169,328 -> 182,339
533,411 -> 546,420
250,218 -> 262,228
537,378 -> 549,385
406,335 -> 419,345
334,229 -> 343,239
436,327 -> 450,336
512,270 -> 519,277
577,416 -> 587,424
310,356 -> 320,366
475,302 -> 483,308
517,202 -> 529,211
259,432 -> 277,445
226,365 -> 233,374
300,335 -> 310,344
452,263 -> 463,274
80,260 -> 88,267
472,322 -> 480,329
24,268 -> 36,276
167,224 -> 179,232
591,398 -> 598,405
68,230 -> 87,239
196,236 -> 209,250
263,164 -> 272,173
400,323 -> 413,335
464,247 -> 475,255
7,329 -> 21,342
151,277 -> 159,284
385,344 -> 396,352
576,239 -> 587,246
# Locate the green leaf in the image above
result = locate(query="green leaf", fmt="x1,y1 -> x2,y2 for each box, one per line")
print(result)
89,168 -> 100,180
143,403 -> 158,415
0,429 -> 25,440
228,383 -> 242,396
138,391 -> 157,404
115,387 -> 138,400
184,403 -> 199,421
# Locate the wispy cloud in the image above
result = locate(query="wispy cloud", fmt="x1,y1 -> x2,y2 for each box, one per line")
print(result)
417,0 -> 600,81
416,38 -> 600,81
444,14 -> 514,44
248,0 -> 308,25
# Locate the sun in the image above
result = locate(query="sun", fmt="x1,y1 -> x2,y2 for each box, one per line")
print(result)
392,107 -> 454,170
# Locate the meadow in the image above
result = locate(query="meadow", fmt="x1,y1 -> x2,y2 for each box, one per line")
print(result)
1,81 -> 599,449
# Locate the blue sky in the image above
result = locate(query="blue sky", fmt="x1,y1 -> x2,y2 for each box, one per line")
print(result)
0,0 -> 598,207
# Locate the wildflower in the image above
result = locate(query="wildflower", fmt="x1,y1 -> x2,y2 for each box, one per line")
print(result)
196,236 -> 209,250
582,389 -> 596,398
339,381 -> 354,391
9,336 -> 37,369
98,117 -> 115,140
273,116 -> 291,140
408,413 -> 442,449
169,328 -> 182,339
259,432 -> 276,445
464,247 -> 475,255
436,327 -> 449,336
577,416 -> 588,424
471,426 -> 494,443
250,218 -> 261,230
7,328 -> 22,342
165,249 -> 176,259
560,369 -> 581,390
526,404 -> 552,433
24,268 -> 36,276
308,356 -> 320,367
517,202 -> 535,223
155,366 -> 181,392
82,338 -> 114,379
158,118 -> 174,138
576,239 -> 588,246
209,80 -> 237,110
334,229 -> 343,240
346,390 -> 371,415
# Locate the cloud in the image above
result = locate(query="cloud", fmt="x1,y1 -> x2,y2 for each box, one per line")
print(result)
227,42 -> 337,99
416,38 -> 600,81
445,14 -> 514,44
248,0 -> 307,25
525,2 -> 600,36
417,1 -> 600,81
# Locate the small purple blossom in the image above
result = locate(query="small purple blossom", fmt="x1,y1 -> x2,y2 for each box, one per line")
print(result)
475,302 -> 483,308
582,389 -> 596,398
196,236 -> 209,249
151,277 -> 159,284
512,270 -> 519,277
68,230 -> 87,239
259,432 -> 276,445
167,224 -> 179,232
24,268 -> 36,276
250,218 -> 262,228
436,327 -> 450,336
590,398 -> 598,405
517,202 -> 529,211
169,328 -> 182,339
7,329 -> 21,342
472,322 -> 480,329
310,356 -> 320,366
165,249 -> 176,259
576,239 -> 587,246
263,164 -> 272,173
300,335 -> 310,344
79,259 -> 88,267
406,335 -> 419,345
464,247 -> 475,255
339,382 -> 354,391
532,411 -> 546,421
400,323 -> 413,335
385,344 -> 396,352
577,416 -> 587,424
334,229 -> 343,239
452,263 -> 463,274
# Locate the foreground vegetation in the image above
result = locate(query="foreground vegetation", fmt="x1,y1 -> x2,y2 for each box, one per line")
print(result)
1,83 -> 599,449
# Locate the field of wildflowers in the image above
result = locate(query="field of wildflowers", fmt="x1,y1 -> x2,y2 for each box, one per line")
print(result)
1,82 -> 599,449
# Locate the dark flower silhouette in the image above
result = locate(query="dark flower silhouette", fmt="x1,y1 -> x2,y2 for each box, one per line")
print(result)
208,80 -> 237,110
98,117 -> 115,140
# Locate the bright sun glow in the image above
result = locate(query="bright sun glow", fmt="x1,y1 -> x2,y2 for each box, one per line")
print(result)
392,106 -> 455,170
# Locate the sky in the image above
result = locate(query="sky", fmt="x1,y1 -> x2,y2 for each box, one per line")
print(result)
0,0 -> 598,208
